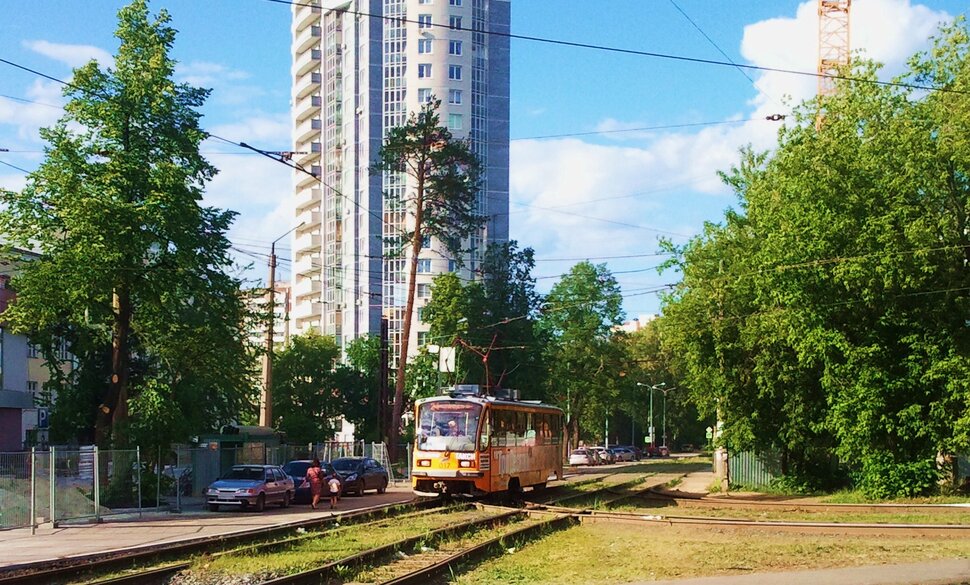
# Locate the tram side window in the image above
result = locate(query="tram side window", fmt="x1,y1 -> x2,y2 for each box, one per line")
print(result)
492,410 -> 513,447
514,412 -> 527,445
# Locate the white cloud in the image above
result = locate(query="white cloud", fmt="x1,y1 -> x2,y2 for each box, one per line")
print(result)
510,0 -> 952,312
23,40 -> 111,68
176,61 -> 251,88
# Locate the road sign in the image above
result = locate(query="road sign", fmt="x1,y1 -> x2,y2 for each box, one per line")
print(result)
37,408 -> 49,429
705,426 -> 713,439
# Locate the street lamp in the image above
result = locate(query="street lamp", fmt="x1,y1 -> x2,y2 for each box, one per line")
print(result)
660,387 -> 677,448
636,382 -> 666,449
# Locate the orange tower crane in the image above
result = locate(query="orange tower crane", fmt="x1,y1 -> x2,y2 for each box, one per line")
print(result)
817,0 -> 852,96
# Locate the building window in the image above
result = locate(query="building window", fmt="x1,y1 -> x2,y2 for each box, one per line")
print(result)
422,234 -> 431,248
28,343 -> 39,359
418,38 -> 432,54
448,113 -> 463,130
419,0 -> 432,4
417,307 -> 426,322
448,89 -> 462,104
450,0 -> 462,5
417,283 -> 431,298
418,88 -> 433,103
418,14 -> 432,28
449,40 -> 462,55
417,331 -> 430,346
418,63 -> 432,78
448,259 -> 457,272
448,65 -> 462,80
449,15 -> 462,30
417,259 -> 432,273
26,381 -> 38,395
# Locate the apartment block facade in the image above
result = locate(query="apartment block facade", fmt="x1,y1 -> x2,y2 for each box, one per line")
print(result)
290,0 -> 510,360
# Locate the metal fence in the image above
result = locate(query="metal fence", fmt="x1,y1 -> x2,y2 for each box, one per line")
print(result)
728,450 -> 780,488
1,441 -> 407,531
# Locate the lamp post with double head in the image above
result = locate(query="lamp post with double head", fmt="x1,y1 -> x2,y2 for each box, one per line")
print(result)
636,382 -> 666,450
660,387 -> 677,448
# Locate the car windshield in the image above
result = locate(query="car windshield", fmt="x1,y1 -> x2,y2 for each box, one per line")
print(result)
282,462 -> 310,476
572,450 -> 586,455
416,400 -> 481,452
332,459 -> 361,473
222,467 -> 264,481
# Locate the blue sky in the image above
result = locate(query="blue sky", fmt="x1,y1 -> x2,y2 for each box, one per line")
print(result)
0,0 -> 965,320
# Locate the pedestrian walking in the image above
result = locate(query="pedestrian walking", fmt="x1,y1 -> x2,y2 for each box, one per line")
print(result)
305,458 -> 324,510
328,472 -> 341,510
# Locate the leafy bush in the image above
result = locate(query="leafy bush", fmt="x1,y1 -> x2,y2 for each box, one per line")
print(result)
855,454 -> 939,499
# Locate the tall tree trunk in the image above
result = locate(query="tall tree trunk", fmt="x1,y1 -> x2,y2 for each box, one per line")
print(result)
110,286 -> 132,445
390,172 -> 426,460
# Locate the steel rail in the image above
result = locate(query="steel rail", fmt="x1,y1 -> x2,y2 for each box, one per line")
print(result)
258,507 -> 526,585
0,499 -> 442,585
643,489 -> 970,514
81,503 -> 471,585
532,505 -> 970,537
379,513 -> 579,585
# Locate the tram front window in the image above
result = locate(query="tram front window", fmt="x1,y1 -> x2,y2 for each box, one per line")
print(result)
417,401 -> 481,452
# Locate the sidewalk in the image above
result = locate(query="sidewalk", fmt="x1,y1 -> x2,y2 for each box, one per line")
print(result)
630,559 -> 970,585
0,487 -> 415,570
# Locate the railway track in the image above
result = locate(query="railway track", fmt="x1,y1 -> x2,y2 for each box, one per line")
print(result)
643,489 -> 970,514
79,504 -> 574,585
0,498 -> 444,585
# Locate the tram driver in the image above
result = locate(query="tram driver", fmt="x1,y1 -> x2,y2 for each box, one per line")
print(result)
447,420 -> 464,437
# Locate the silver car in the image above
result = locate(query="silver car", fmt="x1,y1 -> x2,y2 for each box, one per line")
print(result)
205,464 -> 294,512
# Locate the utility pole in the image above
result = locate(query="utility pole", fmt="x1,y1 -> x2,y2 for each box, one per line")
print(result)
378,316 -> 389,443
258,246 -> 276,427
259,223 -> 304,428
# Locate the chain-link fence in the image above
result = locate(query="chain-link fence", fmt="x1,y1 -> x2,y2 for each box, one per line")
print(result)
2,441 -> 405,530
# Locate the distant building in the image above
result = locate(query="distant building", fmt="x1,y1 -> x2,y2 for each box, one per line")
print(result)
289,0 -> 511,364
0,251 -> 73,451
617,313 -> 659,334
247,282 -> 293,349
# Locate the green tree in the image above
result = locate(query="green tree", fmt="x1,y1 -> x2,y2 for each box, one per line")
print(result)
341,335 -> 382,442
423,241 -> 546,395
371,98 -> 484,455
538,261 -> 624,449
271,331 -> 343,444
660,21 -> 970,495
0,0 -> 256,447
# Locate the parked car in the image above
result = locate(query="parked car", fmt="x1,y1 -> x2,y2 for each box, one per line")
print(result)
657,445 -> 670,457
282,460 -> 342,503
331,457 -> 389,496
205,464 -> 294,512
590,446 -> 615,464
612,447 -> 635,462
568,448 -> 597,466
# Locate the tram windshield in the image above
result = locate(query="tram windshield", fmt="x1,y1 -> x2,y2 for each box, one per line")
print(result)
416,400 -> 481,452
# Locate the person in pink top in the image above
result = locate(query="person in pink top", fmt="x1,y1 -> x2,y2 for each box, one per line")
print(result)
305,457 -> 324,509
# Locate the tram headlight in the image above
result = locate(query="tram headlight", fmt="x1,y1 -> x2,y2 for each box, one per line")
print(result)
417,459 -> 431,467
459,460 -> 473,468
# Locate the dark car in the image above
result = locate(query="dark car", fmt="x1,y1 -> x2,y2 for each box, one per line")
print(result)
205,464 -> 294,512
282,459 -> 342,503
331,457 -> 389,496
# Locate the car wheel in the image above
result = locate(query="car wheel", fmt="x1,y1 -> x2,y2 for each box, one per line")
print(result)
208,504 -> 219,512
378,479 -> 387,494
254,494 -> 266,512
281,491 -> 291,508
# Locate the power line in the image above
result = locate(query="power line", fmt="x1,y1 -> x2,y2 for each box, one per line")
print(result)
261,0 -> 970,96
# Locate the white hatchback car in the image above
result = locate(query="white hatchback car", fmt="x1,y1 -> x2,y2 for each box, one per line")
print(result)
569,449 -> 597,466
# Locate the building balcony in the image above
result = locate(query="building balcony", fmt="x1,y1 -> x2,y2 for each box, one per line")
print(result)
294,25 -> 321,54
295,117 -> 322,145
291,298 -> 322,321
295,168 -> 320,190
292,2 -> 320,34
293,253 -> 321,277
294,186 -> 321,211
293,277 -> 322,299
294,48 -> 322,77
295,95 -> 322,122
295,145 -> 321,168
294,230 -> 321,253
296,208 -> 322,229
294,72 -> 321,100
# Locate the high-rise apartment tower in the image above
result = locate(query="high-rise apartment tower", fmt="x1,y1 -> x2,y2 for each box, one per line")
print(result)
290,0 -> 510,359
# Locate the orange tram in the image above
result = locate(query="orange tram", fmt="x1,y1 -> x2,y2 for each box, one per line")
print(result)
411,385 -> 564,497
